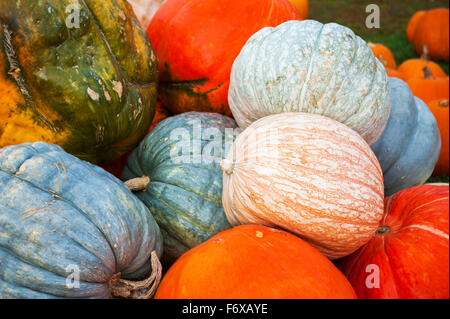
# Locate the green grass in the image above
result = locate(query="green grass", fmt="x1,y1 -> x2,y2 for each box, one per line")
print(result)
309,0 -> 449,183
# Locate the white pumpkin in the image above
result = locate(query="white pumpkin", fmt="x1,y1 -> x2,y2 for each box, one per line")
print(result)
128,0 -> 167,29
221,112 -> 385,259
228,20 -> 392,146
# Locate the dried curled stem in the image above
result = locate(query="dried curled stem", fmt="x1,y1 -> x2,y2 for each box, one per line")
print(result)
125,176 -> 150,191
109,251 -> 162,299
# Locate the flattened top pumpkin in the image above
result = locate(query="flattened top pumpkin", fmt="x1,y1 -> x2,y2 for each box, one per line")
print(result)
229,20 -> 392,146
0,142 -> 163,298
0,0 -> 158,164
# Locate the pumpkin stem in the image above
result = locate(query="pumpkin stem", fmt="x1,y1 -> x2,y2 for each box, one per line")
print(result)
423,66 -> 433,79
109,251 -> 162,299
421,45 -> 429,61
439,100 -> 449,107
220,159 -> 234,175
125,176 -> 150,191
375,225 -> 391,236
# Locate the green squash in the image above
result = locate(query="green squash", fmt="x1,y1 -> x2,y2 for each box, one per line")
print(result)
0,142 -> 163,299
0,0 -> 157,164
122,112 -> 240,263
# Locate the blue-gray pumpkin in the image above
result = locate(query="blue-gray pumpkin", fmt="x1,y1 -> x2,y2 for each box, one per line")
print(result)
122,112 -> 240,263
0,142 -> 163,299
372,78 -> 441,196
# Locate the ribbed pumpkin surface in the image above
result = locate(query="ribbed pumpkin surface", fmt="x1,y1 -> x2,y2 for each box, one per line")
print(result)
0,0 -> 158,164
339,185 -> 449,299
372,78 -> 441,196
221,113 -> 385,259
155,225 -> 357,299
229,20 -> 391,146
122,112 -> 240,262
0,142 -> 162,298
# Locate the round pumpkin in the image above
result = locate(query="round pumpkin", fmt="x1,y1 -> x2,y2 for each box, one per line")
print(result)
0,142 -> 163,299
406,10 -> 426,43
155,225 -> 357,299
339,185 -> 449,299
412,8 -> 449,61
288,0 -> 308,20
398,56 -> 447,81
428,99 -> 449,176
128,0 -> 167,29
147,0 -> 301,116
407,68 -> 449,103
386,68 -> 404,80
371,78 -> 441,196
122,112 -> 240,263
0,0 -> 158,164
221,112 -> 385,260
228,20 -> 392,146
369,42 -> 397,69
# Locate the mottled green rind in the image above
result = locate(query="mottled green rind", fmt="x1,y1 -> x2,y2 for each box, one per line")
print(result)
0,142 -> 163,299
0,0 -> 158,164
122,112 -> 239,263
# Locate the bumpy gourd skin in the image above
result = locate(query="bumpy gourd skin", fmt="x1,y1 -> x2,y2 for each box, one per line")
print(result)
0,142 -> 163,298
122,112 -> 239,263
0,0 -> 158,164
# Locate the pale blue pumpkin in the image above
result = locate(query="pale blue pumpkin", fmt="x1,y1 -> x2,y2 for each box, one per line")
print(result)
372,78 -> 441,196
0,142 -> 163,298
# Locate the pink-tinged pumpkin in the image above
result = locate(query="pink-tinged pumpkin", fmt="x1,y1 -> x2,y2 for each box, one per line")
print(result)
128,0 -> 167,29
221,112 -> 385,259
339,185 -> 449,299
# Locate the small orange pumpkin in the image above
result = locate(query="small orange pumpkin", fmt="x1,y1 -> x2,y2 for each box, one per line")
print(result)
428,99 -> 449,176
407,67 -> 449,103
398,55 -> 447,81
369,42 -> 397,69
406,10 -> 426,42
288,0 -> 308,20
412,8 -> 449,61
155,225 -> 357,299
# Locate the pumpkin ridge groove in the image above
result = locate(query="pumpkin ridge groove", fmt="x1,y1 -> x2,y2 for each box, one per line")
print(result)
298,23 -> 325,109
0,22 -> 58,134
0,270 -> 62,298
0,166 -> 118,274
381,236 -> 400,298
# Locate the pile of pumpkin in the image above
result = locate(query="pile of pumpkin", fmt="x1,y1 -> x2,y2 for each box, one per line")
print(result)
0,0 -> 448,299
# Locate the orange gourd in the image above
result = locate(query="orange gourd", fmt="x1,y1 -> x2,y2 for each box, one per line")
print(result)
147,0 -> 300,115
407,67 -> 449,103
288,0 -> 308,20
412,8 -> 449,61
221,113 -> 385,260
406,10 -> 426,42
155,225 -> 357,299
339,185 -> 449,299
369,43 -> 397,69
398,56 -> 447,81
386,68 -> 404,80
428,99 -> 449,176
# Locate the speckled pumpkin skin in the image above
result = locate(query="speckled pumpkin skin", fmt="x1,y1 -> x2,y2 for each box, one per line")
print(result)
0,142 -> 163,298
229,20 -> 392,146
122,112 -> 239,263
372,78 -> 441,196
0,0 -> 158,164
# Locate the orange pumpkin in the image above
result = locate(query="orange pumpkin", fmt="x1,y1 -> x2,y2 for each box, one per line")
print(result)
221,113 -> 385,260
398,56 -> 447,81
406,10 -> 426,43
147,0 -> 300,115
155,225 -> 357,299
369,43 -> 397,69
386,68 -> 404,80
428,99 -> 449,176
288,0 -> 308,20
412,8 -> 449,61
407,68 -> 449,103
339,185 -> 449,299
